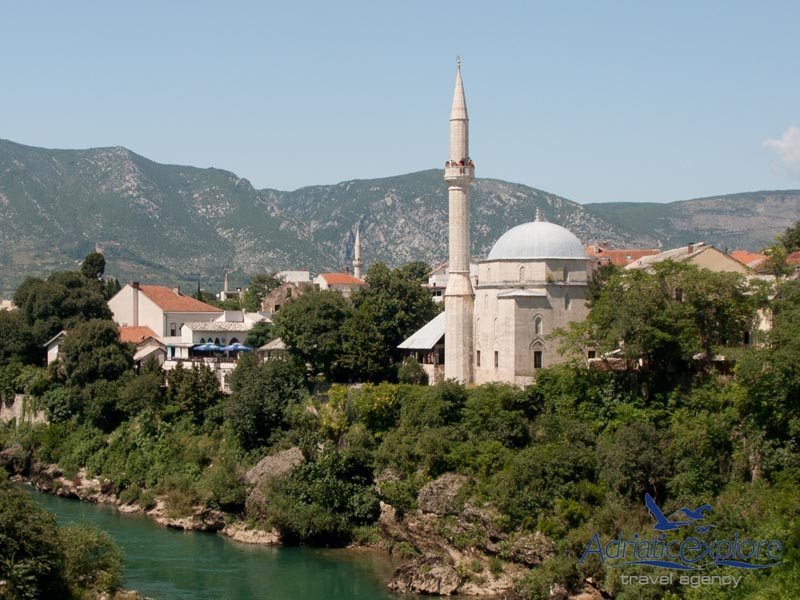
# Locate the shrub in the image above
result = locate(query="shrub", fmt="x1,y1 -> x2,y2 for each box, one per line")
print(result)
59,523 -> 123,596
0,480 -> 68,599
397,358 -> 428,385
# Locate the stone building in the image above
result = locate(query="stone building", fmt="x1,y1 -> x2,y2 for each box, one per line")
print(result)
400,61 -> 594,386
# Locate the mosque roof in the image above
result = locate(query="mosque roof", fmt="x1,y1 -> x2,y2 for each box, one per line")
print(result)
487,220 -> 586,260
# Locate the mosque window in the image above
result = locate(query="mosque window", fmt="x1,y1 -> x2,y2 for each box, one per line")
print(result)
494,351 -> 499,368
565,294 -> 571,310
563,266 -> 569,282
534,315 -> 543,336
534,351 -> 543,369
519,266 -> 526,282
476,350 -> 481,367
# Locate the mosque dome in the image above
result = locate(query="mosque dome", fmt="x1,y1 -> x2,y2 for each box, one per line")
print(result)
487,219 -> 586,260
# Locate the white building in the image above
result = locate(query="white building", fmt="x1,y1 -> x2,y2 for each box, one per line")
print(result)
313,273 -> 365,298
400,62 -> 594,386
109,282 -> 223,337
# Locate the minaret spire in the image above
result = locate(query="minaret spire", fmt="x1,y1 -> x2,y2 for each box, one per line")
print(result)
443,59 -> 475,384
353,225 -> 362,280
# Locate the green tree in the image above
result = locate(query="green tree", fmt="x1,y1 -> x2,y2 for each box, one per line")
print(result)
565,261 -> 757,392
166,363 -> 223,425
80,251 -> 106,280
242,272 -> 284,312
0,310 -> 37,365
397,357 -> 429,385
351,261 -> 439,364
245,320 -> 276,348
0,479 -> 68,599
225,353 -> 307,450
13,271 -> 112,344
59,524 -> 123,597
59,319 -> 133,387
274,289 -> 353,380
778,219 -> 800,254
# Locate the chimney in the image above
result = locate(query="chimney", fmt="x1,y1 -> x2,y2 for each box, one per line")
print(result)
132,282 -> 139,326
173,286 -> 181,295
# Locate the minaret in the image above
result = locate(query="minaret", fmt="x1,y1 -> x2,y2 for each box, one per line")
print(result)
353,226 -> 362,280
223,271 -> 230,301
443,58 -> 475,384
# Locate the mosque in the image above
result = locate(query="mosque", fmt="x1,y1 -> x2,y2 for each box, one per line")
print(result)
400,61 -> 594,386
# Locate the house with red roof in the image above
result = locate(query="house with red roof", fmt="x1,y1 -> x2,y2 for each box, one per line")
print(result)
585,243 -> 660,268
731,250 -> 768,270
108,282 -> 223,338
313,272 -> 365,298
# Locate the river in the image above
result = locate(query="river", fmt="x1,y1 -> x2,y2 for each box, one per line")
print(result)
27,487 -> 402,600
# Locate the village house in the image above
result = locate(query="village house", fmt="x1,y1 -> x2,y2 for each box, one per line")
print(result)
118,325 -> 165,367
261,280 -> 314,314
43,331 -> 67,366
161,310 -> 267,392
585,243 -> 660,268
108,282 -> 223,337
625,242 -> 751,274
313,273 -> 365,298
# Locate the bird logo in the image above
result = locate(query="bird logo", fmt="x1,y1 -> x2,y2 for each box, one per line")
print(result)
644,493 -> 714,532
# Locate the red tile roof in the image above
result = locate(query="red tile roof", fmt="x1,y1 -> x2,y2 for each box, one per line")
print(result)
585,245 -> 660,267
318,273 -> 366,286
786,250 -> 800,266
119,325 -> 158,344
731,250 -> 768,268
138,285 -> 222,313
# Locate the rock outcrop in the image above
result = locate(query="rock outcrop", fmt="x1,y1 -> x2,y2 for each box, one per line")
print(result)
389,557 -> 461,596
417,473 -> 468,516
244,447 -> 304,519
147,499 -> 226,532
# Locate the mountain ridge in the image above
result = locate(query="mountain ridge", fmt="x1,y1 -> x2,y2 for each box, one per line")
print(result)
1,138 -> 798,295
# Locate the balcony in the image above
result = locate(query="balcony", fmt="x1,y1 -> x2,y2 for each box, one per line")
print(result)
444,160 -> 475,182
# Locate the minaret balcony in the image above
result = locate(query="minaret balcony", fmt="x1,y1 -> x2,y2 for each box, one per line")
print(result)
444,163 -> 475,182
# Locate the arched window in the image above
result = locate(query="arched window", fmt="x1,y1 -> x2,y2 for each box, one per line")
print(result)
563,266 -> 569,282
564,294 -> 571,310
230,337 -> 239,344
531,340 -> 545,370
214,337 -> 221,345
493,317 -> 499,338
519,266 -> 526,282
486,266 -> 492,282
534,315 -> 543,336
200,338 -> 206,343
484,293 -> 489,310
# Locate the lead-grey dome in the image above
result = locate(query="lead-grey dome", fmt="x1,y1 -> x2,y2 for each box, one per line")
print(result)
487,221 -> 586,260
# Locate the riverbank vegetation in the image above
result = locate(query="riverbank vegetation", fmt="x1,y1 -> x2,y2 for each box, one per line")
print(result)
0,473 -> 124,599
2,245 -> 800,598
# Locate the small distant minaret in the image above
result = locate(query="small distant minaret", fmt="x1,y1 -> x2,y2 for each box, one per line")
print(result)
444,57 -> 475,384
223,271 -> 230,300
353,226 -> 362,280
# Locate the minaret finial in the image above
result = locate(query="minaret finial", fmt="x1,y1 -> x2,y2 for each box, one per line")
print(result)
457,55 -> 461,71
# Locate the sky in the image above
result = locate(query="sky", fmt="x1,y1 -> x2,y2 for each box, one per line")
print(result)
1,1 -> 799,204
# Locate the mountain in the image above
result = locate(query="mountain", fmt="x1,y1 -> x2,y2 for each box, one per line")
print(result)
0,138 -> 798,295
584,190 -> 800,251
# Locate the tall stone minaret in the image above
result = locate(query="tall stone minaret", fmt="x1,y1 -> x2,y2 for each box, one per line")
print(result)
444,58 -> 474,384
353,226 -> 362,280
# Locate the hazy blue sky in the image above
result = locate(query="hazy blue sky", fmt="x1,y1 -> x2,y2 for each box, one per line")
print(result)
2,1 -> 799,203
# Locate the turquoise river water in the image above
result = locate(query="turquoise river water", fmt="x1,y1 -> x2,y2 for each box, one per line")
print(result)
27,487 -> 402,600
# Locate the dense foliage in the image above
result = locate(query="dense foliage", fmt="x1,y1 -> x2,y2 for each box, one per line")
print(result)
0,475 -> 123,599
2,250 -> 800,598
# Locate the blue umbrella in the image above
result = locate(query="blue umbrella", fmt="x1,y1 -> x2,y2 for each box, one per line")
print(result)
194,342 -> 223,352
221,343 -> 253,352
